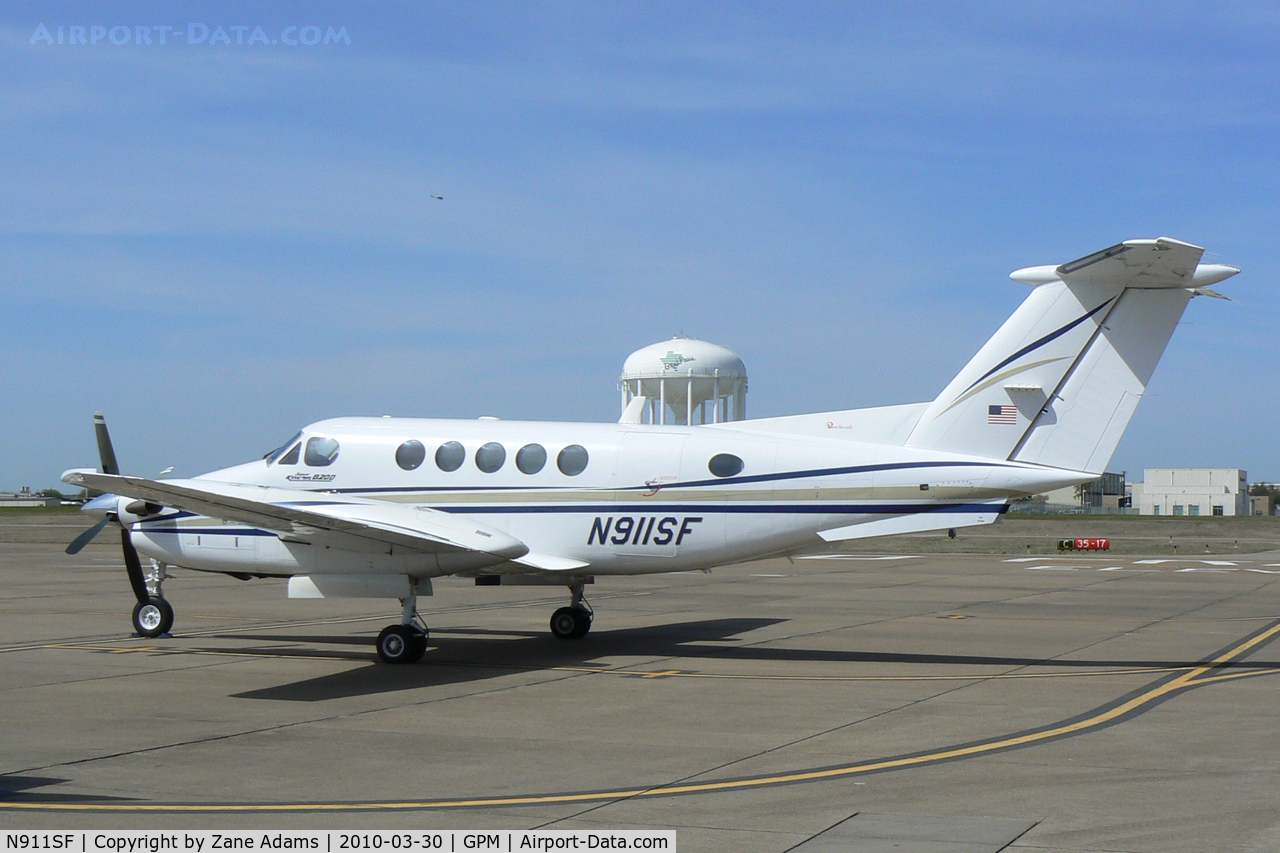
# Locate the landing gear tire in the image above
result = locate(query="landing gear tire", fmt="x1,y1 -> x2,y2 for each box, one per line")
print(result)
132,596 -> 174,638
377,624 -> 427,664
550,606 -> 592,640
407,626 -> 428,661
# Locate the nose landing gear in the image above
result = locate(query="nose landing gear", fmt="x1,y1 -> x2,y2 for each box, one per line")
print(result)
131,560 -> 174,638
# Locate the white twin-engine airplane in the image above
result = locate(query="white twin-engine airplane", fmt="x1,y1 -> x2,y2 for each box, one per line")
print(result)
64,237 -> 1238,663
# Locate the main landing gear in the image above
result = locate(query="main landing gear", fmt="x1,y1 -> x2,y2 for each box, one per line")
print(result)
550,582 -> 593,640
376,589 -> 428,664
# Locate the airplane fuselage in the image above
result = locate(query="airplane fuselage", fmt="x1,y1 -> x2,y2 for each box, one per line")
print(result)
126,416 -> 1084,580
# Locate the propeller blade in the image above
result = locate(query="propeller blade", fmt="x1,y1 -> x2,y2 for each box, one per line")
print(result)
94,411 -> 120,476
65,518 -> 110,555
85,413 -> 149,603
122,530 -> 149,604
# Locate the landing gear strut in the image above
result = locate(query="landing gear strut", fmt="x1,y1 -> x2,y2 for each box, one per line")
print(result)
550,582 -> 593,640
376,586 -> 429,664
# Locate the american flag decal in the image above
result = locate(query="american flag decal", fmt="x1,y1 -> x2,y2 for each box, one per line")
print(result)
988,404 -> 1017,424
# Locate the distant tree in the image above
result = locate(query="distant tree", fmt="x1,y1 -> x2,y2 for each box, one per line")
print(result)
36,489 -> 63,499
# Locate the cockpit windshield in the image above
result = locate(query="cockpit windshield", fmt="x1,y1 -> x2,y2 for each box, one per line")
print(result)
264,431 -> 303,465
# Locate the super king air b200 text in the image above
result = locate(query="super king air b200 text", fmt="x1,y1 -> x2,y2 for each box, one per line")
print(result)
63,238 -> 1240,663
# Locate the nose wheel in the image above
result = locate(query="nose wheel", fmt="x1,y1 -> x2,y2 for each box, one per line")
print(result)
132,596 -> 174,638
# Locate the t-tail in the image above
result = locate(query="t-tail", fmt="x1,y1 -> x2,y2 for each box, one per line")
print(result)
905,238 -> 1238,474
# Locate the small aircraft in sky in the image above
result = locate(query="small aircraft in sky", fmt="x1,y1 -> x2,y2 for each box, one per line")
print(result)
64,237 -> 1238,663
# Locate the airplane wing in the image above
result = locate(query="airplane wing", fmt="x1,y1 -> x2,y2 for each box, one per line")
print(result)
62,470 -> 530,567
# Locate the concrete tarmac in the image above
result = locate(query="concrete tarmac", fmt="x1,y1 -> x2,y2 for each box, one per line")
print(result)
3,526 -> 1280,851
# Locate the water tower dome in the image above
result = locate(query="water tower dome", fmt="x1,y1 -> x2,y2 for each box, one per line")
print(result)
619,337 -> 747,425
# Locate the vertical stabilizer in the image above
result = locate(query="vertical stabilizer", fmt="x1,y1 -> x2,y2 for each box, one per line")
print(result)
905,238 -> 1237,473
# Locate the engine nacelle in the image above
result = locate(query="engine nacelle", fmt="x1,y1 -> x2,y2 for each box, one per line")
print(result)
114,495 -> 173,526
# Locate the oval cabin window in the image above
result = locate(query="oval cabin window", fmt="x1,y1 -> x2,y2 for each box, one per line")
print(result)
557,445 -> 589,476
516,443 -> 547,474
476,442 -> 506,473
708,453 -> 744,478
395,440 -> 426,471
435,441 -> 465,472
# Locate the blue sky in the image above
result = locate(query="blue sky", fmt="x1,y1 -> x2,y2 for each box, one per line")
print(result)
2,2 -> 1277,490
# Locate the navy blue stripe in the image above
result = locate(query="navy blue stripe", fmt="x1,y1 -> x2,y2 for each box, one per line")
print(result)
437,502 -> 1006,515
137,527 -> 278,536
329,460 -> 1014,496
963,298 -> 1115,394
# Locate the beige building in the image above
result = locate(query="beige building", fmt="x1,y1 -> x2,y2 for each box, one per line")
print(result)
1139,468 -> 1248,517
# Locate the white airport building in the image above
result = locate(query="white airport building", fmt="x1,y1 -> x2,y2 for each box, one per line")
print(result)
1137,468 -> 1249,517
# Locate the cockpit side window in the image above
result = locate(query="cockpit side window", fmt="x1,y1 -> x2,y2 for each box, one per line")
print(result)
265,431 -> 303,465
304,436 -> 341,467
277,443 -> 301,465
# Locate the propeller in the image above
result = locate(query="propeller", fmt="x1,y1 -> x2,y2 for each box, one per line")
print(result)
121,525 -> 149,603
65,412 -> 151,605
95,411 -> 119,477
65,517 -> 109,555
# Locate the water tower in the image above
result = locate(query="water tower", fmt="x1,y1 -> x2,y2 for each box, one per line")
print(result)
619,337 -> 747,425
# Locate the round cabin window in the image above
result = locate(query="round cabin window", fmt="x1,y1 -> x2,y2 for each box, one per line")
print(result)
516,443 -> 547,474
435,441 -> 465,472
557,445 -> 589,476
395,440 -> 426,470
476,442 -> 506,473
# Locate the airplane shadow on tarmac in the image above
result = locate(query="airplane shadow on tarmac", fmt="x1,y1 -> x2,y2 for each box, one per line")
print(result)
225,617 -> 1276,703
